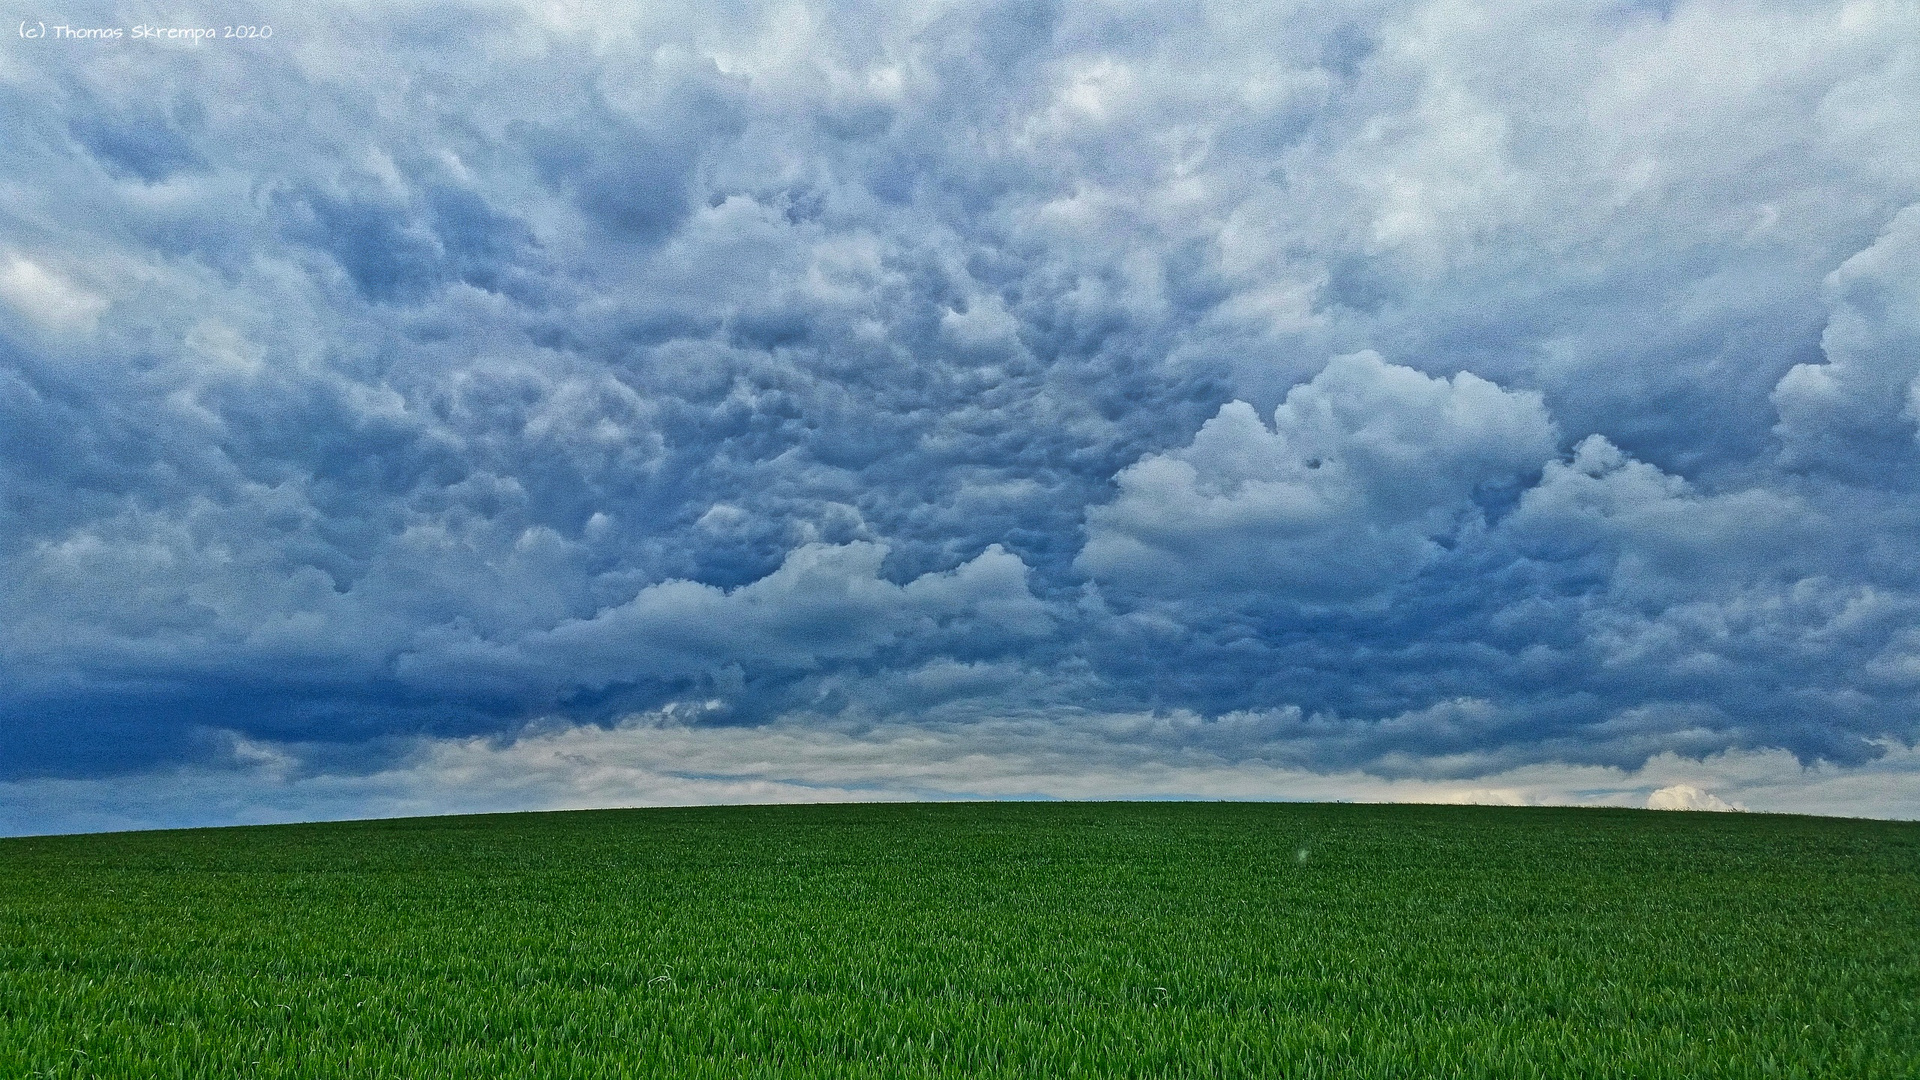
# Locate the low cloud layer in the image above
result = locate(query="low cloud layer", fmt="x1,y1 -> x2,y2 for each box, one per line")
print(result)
5,713 -> 1913,837
4,0 -> 1919,828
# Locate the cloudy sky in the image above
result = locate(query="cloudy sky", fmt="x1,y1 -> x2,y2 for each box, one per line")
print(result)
4,0 -> 1919,834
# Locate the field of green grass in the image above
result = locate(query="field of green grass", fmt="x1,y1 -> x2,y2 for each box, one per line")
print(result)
1,802 -> 1916,1078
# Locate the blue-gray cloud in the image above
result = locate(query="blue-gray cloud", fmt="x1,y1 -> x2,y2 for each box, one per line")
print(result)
3,0 -> 1919,819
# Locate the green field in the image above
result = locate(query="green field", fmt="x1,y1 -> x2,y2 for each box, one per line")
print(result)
1,802 -> 1916,1078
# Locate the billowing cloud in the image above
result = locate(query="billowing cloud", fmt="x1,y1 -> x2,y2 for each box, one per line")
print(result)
1080,351 -> 1555,605
393,540 -> 1051,696
3,0 -> 1920,827
1646,784 -> 1742,812
1773,204 -> 1920,483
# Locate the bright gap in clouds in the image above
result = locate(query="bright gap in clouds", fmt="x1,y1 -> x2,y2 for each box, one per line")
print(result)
3,0 -> 1919,831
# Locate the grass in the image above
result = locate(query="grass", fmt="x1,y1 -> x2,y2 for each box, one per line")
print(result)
1,801 -> 1916,1078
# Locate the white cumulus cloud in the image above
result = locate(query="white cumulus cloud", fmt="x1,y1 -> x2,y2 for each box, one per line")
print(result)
1081,351 -> 1555,605
1646,784 -> 1742,812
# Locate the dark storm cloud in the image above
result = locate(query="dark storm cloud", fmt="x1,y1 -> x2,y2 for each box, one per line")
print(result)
3,0 -> 1919,822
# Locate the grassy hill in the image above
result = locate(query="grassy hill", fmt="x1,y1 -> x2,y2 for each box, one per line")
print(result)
2,801 -> 1916,1077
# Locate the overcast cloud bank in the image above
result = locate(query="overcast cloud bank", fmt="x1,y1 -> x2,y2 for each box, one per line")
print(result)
4,0 -> 1919,831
